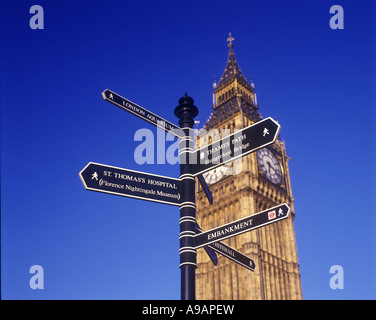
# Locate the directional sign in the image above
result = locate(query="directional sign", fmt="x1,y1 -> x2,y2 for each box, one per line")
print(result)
194,203 -> 290,249
80,162 -> 181,206
191,117 -> 280,176
196,224 -> 255,271
102,89 -> 183,138
207,240 -> 256,272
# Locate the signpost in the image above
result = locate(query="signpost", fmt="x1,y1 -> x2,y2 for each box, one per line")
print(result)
191,117 -> 280,176
79,162 -> 181,206
80,89 -> 291,300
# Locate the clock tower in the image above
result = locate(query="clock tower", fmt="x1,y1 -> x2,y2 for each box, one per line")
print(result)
195,34 -> 303,300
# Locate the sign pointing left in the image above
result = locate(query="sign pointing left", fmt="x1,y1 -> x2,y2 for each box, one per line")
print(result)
102,89 -> 183,138
79,162 -> 181,206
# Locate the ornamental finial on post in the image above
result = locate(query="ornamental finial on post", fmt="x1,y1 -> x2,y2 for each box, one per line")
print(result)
174,93 -> 199,129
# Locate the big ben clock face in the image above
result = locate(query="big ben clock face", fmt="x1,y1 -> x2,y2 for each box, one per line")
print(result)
257,148 -> 282,185
202,163 -> 231,185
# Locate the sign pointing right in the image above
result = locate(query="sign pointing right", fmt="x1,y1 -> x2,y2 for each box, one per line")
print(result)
194,203 -> 290,249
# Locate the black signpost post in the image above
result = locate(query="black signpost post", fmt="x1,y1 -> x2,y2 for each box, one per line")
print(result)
174,93 -> 199,301
80,89 -> 290,301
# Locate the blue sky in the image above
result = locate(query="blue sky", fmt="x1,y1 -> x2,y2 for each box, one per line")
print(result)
1,0 -> 375,300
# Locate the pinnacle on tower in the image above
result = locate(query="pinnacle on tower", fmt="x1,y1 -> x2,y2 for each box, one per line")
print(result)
204,34 -> 261,130
215,33 -> 253,93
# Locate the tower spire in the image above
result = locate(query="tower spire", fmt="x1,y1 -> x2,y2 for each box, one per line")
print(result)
227,32 -> 234,48
203,33 -> 262,130
216,33 -> 251,92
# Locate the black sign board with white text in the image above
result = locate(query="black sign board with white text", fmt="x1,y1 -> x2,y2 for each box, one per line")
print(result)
191,117 -> 280,176
102,89 -> 183,138
196,224 -> 256,271
207,240 -> 256,272
80,162 -> 181,206
194,203 -> 290,249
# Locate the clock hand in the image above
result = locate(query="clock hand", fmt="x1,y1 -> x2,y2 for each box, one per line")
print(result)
266,161 -> 278,175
